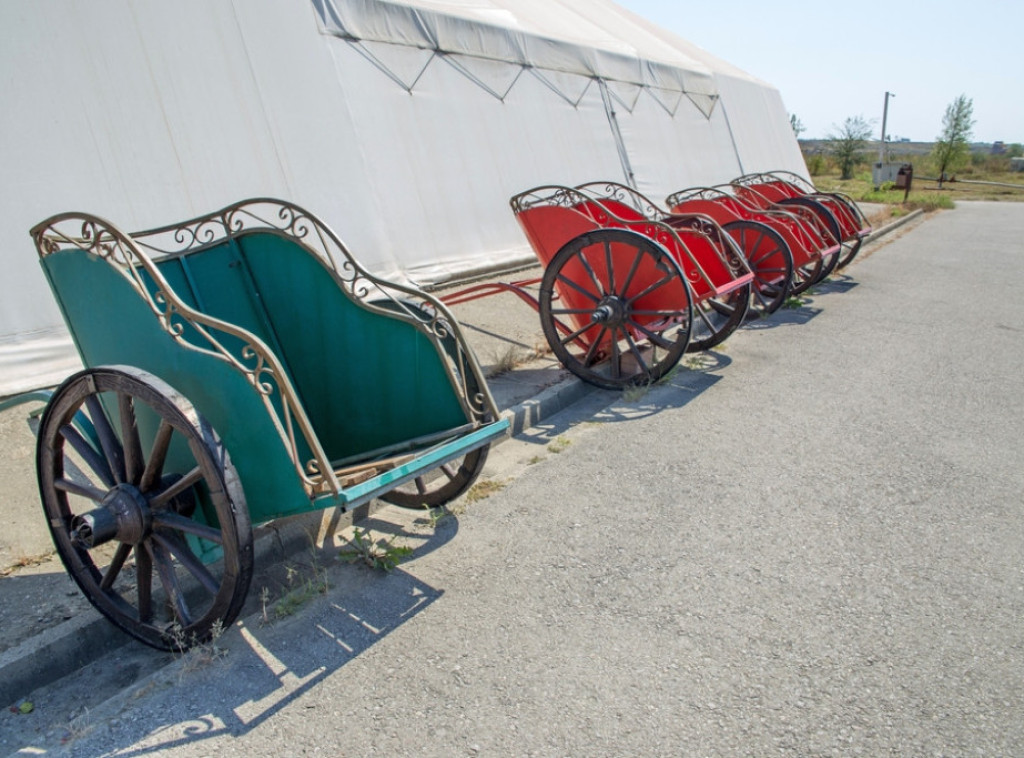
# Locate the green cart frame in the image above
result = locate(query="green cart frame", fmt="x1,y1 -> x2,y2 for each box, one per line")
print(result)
17,198 -> 509,650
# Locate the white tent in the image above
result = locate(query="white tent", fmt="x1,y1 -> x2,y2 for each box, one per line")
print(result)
0,0 -> 806,396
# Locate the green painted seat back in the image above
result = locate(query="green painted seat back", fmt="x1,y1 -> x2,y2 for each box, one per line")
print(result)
151,232 -> 468,463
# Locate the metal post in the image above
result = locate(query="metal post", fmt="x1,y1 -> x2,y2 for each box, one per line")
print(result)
879,91 -> 894,163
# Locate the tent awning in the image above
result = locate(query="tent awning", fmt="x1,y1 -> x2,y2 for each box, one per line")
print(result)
311,0 -> 719,105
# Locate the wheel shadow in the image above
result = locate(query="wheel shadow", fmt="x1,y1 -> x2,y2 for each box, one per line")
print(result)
810,273 -> 859,295
510,350 -> 731,445
742,302 -> 823,332
43,540 -> 450,756
5,502 -> 460,755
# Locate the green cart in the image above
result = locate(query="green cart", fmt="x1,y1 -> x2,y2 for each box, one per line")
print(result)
13,198 -> 508,650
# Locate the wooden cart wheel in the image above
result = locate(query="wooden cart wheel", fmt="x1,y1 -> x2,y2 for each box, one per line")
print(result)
790,255 -> 824,296
379,444 -> 489,509
779,197 -> 843,283
36,366 -> 253,651
539,229 -> 693,390
687,282 -> 751,352
836,237 -> 863,270
722,220 -> 793,317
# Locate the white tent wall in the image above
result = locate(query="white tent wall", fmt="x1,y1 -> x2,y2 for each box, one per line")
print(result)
713,73 -> 809,180
0,0 -> 807,396
613,90 -> 745,204
0,1 -> 299,395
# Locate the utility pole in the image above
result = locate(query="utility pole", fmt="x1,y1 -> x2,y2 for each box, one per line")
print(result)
879,91 -> 895,163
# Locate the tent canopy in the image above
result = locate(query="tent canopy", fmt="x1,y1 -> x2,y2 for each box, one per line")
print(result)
312,0 -> 719,113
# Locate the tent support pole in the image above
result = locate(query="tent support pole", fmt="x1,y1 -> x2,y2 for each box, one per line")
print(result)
719,100 -> 745,176
598,79 -> 637,189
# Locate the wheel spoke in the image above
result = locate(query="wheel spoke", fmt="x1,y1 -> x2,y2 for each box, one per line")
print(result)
622,328 -> 650,377
625,272 -> 677,306
629,308 -> 688,317
136,543 -> 153,623
628,320 -> 677,349
84,395 -> 125,484
54,476 -> 107,503
118,393 -> 145,486
439,463 -> 456,481
581,326 -> 608,367
60,424 -> 116,489
560,320 -> 599,349
555,272 -> 601,304
100,543 -> 132,591
707,297 -> 738,318
150,466 -> 203,509
150,538 -> 192,627
604,240 -> 616,295
139,420 -> 174,493
608,328 -> 622,379
152,531 -> 220,595
616,249 -> 644,298
577,250 -> 607,298
152,510 -> 224,546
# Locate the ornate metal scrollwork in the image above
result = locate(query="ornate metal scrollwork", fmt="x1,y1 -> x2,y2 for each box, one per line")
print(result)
33,199 -> 501,500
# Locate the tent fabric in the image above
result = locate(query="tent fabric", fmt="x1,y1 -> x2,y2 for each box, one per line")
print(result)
310,0 -> 719,107
0,0 -> 807,396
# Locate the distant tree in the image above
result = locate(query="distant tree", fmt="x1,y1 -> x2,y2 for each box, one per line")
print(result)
827,116 -> 874,180
789,113 -> 805,139
933,94 -> 975,187
1006,143 -> 1023,159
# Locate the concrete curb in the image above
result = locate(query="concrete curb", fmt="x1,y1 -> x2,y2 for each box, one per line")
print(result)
863,208 -> 924,246
0,373 -> 592,708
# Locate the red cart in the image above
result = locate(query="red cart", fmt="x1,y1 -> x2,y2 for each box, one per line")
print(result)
665,185 -> 839,311
442,184 -> 754,389
732,171 -> 872,269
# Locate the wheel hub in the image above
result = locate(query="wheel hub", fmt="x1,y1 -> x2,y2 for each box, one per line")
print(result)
70,484 -> 153,548
591,296 -> 626,327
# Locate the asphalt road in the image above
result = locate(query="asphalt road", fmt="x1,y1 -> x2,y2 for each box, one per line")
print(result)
9,202 -> 1024,756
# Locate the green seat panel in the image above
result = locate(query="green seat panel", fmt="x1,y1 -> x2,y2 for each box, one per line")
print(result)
236,233 -> 468,462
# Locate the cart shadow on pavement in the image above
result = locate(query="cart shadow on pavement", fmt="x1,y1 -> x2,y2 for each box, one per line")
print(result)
742,303 -> 823,332
2,504 -> 457,755
47,542 -> 448,756
810,273 -> 859,296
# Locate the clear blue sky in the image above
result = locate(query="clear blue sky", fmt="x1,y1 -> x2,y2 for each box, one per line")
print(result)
614,0 -> 1023,144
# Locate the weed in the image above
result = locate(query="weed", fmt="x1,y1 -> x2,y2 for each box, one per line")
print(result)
426,506 -> 452,528
57,708 -> 93,746
274,577 -> 329,618
658,364 -> 684,384
168,618 -> 228,676
339,527 -> 413,573
259,586 -> 271,625
487,346 -> 523,377
784,295 -> 806,309
621,382 -> 650,403
547,436 -> 571,454
527,454 -> 545,465
464,478 -> 508,504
